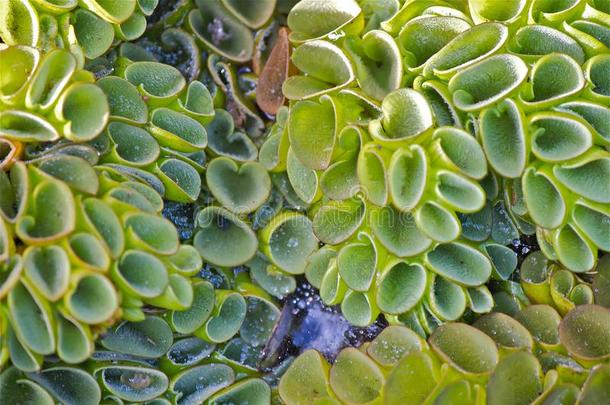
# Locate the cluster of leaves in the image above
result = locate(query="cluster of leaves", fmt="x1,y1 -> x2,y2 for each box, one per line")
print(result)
280,304 -> 610,404
0,0 -> 609,404
0,0 -> 157,60
253,0 -> 610,328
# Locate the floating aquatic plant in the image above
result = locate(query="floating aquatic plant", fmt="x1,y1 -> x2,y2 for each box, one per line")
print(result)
0,0 -> 157,61
0,46 -> 109,146
280,304 -> 610,404
254,0 -> 610,327
0,0 -> 609,403
0,154 -> 204,370
0,296 -> 280,404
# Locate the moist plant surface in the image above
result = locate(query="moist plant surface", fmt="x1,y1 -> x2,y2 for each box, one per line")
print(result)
0,0 -> 609,404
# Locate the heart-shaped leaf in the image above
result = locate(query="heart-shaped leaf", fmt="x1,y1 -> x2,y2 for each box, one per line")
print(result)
198,290 -> 246,343
142,269 -> 192,309
415,201 -> 461,242
221,0 -> 275,28
434,127 -> 487,179
261,212 -> 318,274
286,148 -> 319,204
435,171 -> 486,213
553,223 -> 596,273
304,247 -> 336,289
337,233 -> 376,292
124,212 -> 178,255
240,295 -> 280,346
104,122 -> 159,167
37,154 -> 99,195
206,109 -> 258,162
206,157 -> 271,214
97,76 -> 148,124
0,46 -> 39,103
56,312 -> 92,364
573,201 -> 610,251
341,290 -> 378,326
112,249 -> 168,298
0,368 -> 52,403
154,158 -> 202,202
164,337 -> 216,369
555,101 -> 610,145
357,143 -> 388,206
79,198 -> 124,259
194,206 -> 258,267
528,112 -> 593,162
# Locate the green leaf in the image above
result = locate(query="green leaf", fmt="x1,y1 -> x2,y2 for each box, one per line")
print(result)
425,242 -> 491,286
101,316 -> 173,358
330,348 -> 384,403
377,261 -> 426,314
188,0 -> 253,62
430,323 -> 498,375
449,54 -> 528,111
486,352 -> 543,405
287,0 -> 362,42
194,206 -> 258,267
